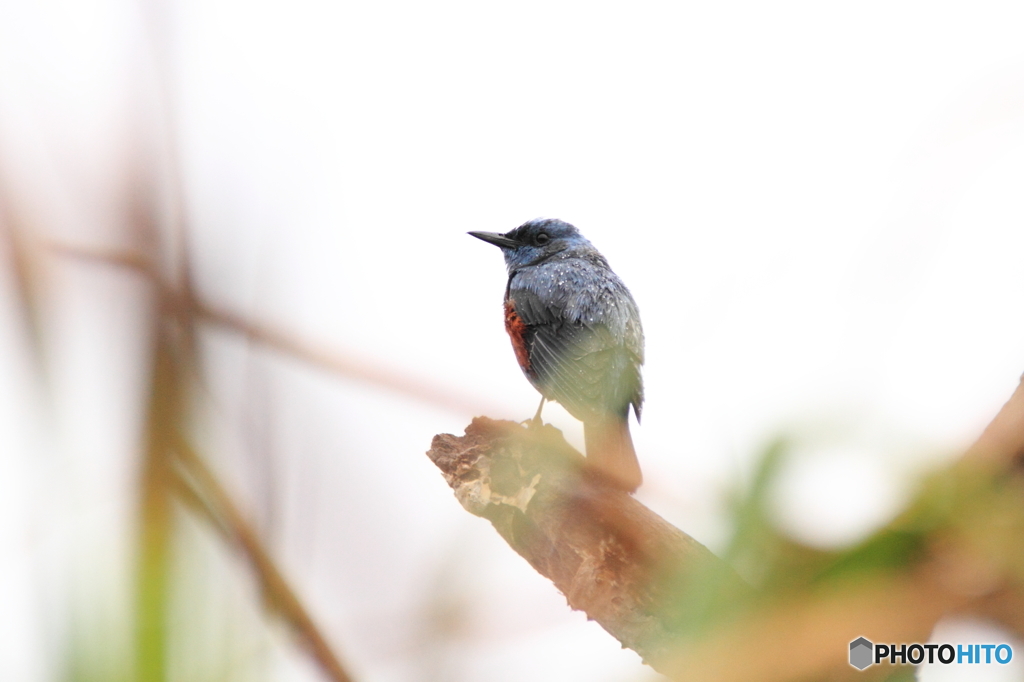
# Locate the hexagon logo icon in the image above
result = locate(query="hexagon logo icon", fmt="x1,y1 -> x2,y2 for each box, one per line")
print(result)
849,637 -> 873,670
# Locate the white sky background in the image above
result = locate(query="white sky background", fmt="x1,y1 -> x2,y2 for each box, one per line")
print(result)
3,1 -> 1024,681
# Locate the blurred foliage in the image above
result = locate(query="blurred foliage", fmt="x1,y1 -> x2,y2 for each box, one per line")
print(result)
658,431 -> 1024,680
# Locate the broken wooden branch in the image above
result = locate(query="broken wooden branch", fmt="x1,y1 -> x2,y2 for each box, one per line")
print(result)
428,374 -> 1024,682
426,417 -> 748,674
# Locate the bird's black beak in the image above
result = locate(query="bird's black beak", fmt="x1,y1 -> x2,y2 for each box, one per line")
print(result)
468,231 -> 519,249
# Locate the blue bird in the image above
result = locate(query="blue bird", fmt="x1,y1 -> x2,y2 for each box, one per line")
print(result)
469,218 -> 645,491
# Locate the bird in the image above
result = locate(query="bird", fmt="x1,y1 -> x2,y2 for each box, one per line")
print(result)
469,218 -> 645,492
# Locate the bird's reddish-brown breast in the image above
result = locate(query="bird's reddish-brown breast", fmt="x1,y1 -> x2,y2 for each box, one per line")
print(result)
503,300 -> 531,374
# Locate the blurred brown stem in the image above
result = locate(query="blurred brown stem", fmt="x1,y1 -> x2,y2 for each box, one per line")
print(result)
172,436 -> 355,682
46,241 -> 498,415
59,234 -> 362,682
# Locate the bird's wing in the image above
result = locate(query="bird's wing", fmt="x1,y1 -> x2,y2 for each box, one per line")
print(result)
509,287 -> 640,422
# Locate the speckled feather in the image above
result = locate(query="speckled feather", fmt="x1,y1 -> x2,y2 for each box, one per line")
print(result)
497,219 -> 644,424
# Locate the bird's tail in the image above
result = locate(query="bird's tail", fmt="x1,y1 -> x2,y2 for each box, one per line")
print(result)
583,416 -> 643,492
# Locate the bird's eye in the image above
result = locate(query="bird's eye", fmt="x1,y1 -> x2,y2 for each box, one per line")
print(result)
534,233 -> 550,246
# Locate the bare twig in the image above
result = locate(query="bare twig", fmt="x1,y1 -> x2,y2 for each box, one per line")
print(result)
193,299 -> 498,416
47,241 -> 500,416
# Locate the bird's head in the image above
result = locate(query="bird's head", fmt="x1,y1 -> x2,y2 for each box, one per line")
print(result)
469,218 -> 591,270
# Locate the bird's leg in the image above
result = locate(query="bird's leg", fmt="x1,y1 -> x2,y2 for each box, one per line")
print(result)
529,396 -> 546,428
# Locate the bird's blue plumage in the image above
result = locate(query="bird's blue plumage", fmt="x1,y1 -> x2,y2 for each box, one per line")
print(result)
468,216 -> 638,425
469,218 -> 646,491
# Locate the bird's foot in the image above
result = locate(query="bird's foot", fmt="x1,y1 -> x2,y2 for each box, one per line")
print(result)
523,415 -> 544,430
524,397 -> 546,429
